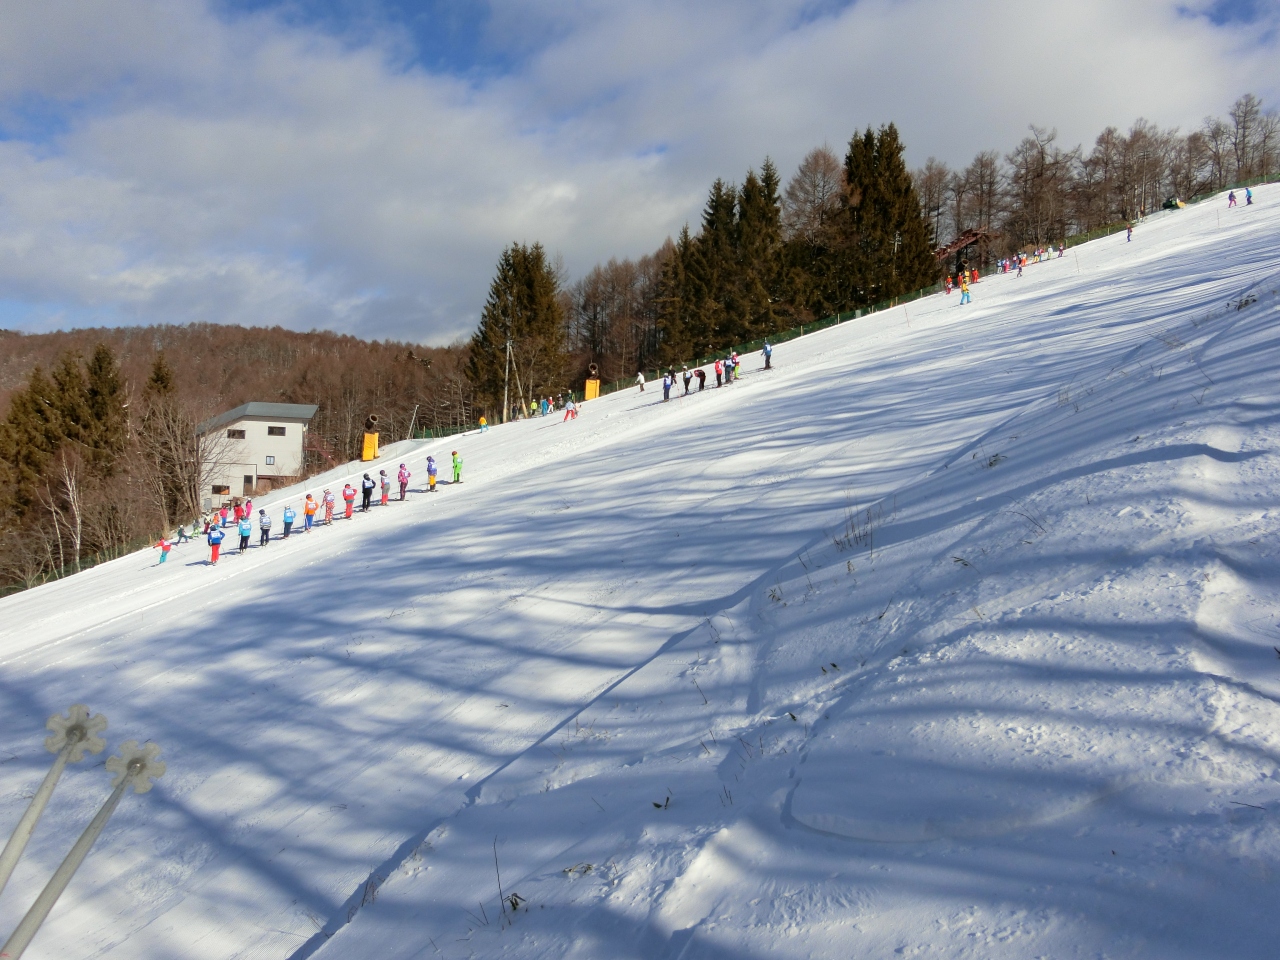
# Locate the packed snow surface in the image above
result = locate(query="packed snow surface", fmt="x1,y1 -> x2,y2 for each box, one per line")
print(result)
3,188 -> 1280,960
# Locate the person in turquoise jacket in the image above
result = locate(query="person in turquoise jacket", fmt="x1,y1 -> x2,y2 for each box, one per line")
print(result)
238,516 -> 253,552
282,505 -> 296,537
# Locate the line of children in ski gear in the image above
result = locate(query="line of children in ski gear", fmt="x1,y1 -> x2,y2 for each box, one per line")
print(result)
657,349 -> 758,401
192,457 -> 437,564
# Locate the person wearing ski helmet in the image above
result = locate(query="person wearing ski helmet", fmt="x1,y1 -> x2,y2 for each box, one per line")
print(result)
451,450 -> 463,483
379,469 -> 391,505
426,456 -> 438,492
258,508 -> 272,546
207,522 -> 225,564
360,473 -> 375,512
397,463 -> 411,500
342,483 -> 357,518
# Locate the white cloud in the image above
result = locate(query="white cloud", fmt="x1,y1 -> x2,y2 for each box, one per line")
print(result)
0,0 -> 1275,342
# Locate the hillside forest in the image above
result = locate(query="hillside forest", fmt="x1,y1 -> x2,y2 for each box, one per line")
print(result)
0,93 -> 1274,591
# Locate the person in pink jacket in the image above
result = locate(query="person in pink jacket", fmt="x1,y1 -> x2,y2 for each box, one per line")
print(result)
397,463 -> 411,500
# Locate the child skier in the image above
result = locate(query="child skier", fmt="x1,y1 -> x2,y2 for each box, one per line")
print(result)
714,359 -> 723,387
258,509 -> 271,546
397,463 -> 411,500
563,399 -> 578,421
452,451 -> 463,484
207,524 -> 224,564
636,371 -> 645,391
479,415 -> 489,433
959,277 -> 971,304
379,469 -> 391,505
762,341 -> 772,370
1228,190 -> 1237,207
282,505 -> 296,538
361,473 -> 376,511
304,494 -> 318,531
342,483 -> 357,518
238,515 -> 253,552
153,537 -> 173,564
427,456 -> 438,492
662,373 -> 672,401
323,489 -> 336,524
695,367 -> 706,390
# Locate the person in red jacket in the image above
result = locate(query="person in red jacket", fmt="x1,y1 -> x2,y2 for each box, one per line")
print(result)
342,483 -> 357,518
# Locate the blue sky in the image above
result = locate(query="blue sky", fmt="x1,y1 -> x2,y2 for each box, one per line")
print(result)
0,0 -> 1275,344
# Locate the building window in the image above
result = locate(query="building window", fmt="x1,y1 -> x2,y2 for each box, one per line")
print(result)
265,455 -> 275,466
227,429 -> 246,440
212,484 -> 230,495
267,426 -> 286,436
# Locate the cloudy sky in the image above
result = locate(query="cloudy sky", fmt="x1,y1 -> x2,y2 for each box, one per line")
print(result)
0,0 -> 1276,344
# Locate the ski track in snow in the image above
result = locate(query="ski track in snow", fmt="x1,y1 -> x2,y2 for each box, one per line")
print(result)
2,187 -> 1280,959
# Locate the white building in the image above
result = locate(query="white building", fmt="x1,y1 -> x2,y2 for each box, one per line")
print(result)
197,402 -> 319,507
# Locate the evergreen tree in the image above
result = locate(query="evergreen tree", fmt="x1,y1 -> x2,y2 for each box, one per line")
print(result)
83,343 -> 128,475
467,242 -> 566,415
0,366 -> 64,515
842,123 -> 938,304
146,351 -> 176,396
735,160 -> 784,339
656,225 -> 697,364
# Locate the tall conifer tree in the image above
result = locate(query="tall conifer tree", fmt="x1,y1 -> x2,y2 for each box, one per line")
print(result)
467,242 -> 566,414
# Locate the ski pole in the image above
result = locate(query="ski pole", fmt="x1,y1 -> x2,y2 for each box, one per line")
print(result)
0,706 -> 107,898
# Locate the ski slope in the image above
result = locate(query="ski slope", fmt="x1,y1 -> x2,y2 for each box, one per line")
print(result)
2,187 -> 1280,959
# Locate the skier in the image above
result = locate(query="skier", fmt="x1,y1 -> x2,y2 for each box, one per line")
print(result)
258,509 -> 272,546
175,523 -> 191,544
959,277 -> 971,305
233,501 -> 244,524
1126,224 -> 1133,242
662,373 -> 672,401
153,537 -> 172,564
682,366 -> 692,395
452,450 -> 463,484
479,415 -> 489,433
304,494 -> 318,531
342,483 -> 357,518
282,504 -> 296,538
219,504 -> 230,527
427,455 -> 438,492
207,524 -> 224,564
714,359 -> 723,387
238,514 -> 253,552
1245,187 -> 1253,206
636,371 -> 645,392
540,397 -> 549,416
379,469 -> 391,505
323,488 -> 336,524
694,367 -> 706,390
397,463 -> 411,500
945,276 -> 953,294
563,398 -> 578,421
529,399 -> 537,418
360,474 -> 375,512
1228,190 -> 1237,207
762,341 -> 773,370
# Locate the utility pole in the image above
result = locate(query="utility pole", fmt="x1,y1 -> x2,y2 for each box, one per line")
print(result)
502,338 -> 512,424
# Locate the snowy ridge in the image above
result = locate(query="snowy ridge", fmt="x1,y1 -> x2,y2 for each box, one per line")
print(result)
1,187 -> 1279,959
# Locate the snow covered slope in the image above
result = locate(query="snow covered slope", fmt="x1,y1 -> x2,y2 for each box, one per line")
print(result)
2,187 -> 1279,960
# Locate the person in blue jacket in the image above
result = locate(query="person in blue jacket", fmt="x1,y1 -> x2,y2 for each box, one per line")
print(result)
282,505 -> 296,537
762,341 -> 773,370
238,515 -> 253,552
207,524 -> 225,564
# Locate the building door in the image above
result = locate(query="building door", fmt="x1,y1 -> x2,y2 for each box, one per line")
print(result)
243,474 -> 255,495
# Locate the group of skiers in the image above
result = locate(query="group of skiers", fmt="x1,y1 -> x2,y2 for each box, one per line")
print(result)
648,342 -> 773,402
166,451 -> 466,565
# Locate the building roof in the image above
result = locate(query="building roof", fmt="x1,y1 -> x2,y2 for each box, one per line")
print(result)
197,402 -> 320,435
